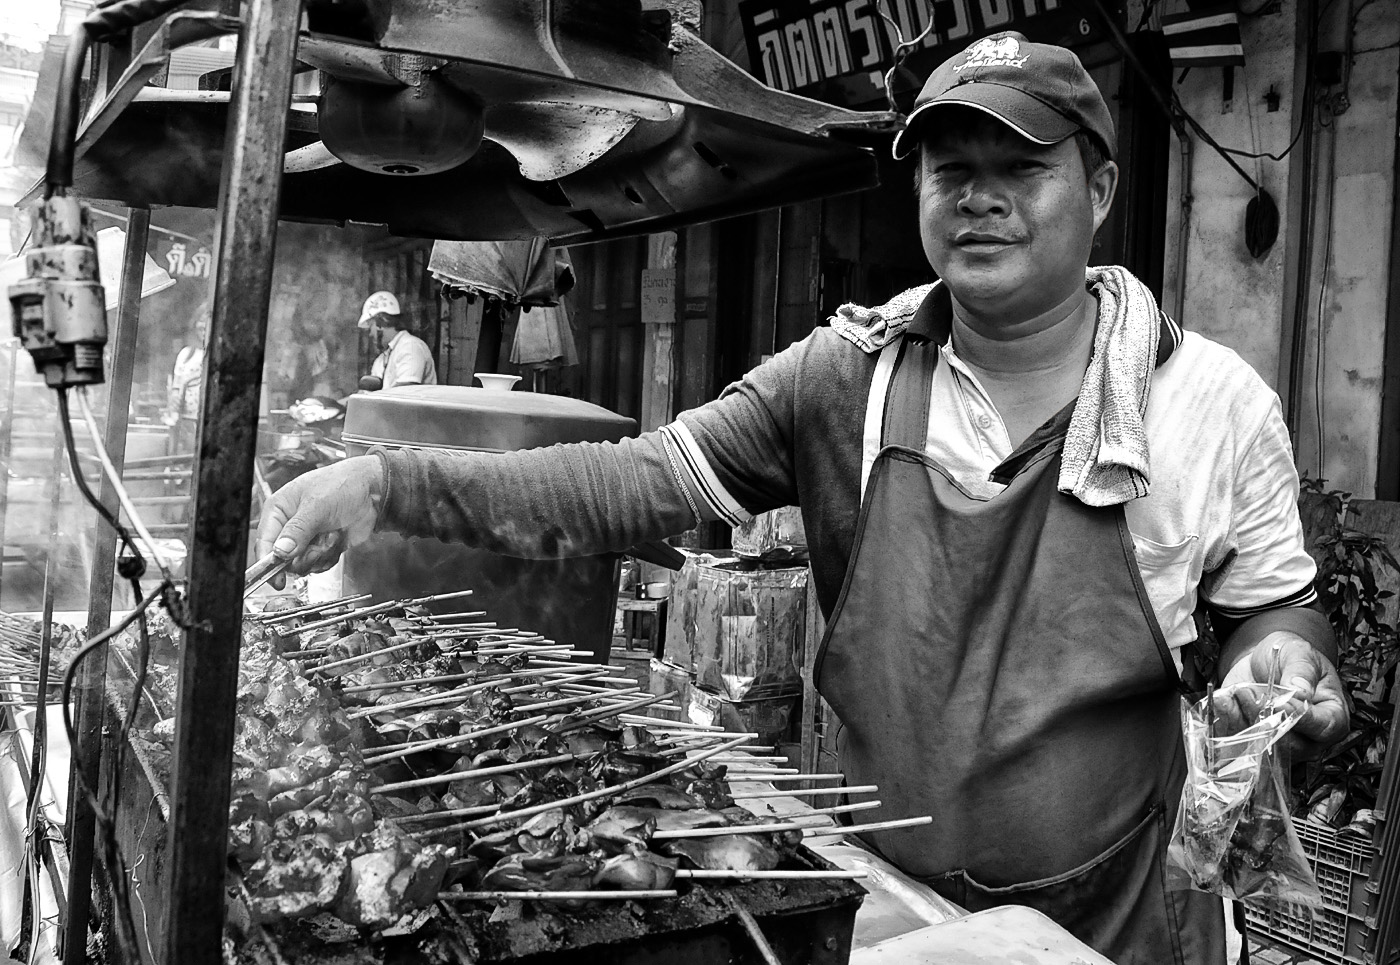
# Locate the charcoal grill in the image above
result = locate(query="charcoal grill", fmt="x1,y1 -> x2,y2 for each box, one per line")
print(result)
28,2 -> 896,963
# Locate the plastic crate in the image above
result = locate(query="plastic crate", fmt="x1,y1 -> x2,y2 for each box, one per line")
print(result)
1243,822 -> 1377,965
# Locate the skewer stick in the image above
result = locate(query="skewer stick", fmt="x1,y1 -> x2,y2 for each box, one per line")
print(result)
719,766 -> 799,775
312,636 -> 441,673
726,773 -> 844,782
440,735 -> 754,834
291,600 -> 401,636
619,716 -> 725,732
552,691 -> 678,730
798,816 -> 935,838
350,667 -> 603,720
511,691 -> 619,715
409,588 -> 475,606
676,870 -> 867,880
371,752 -> 576,794
398,801 -> 503,823
498,670 -> 611,695
413,610 -> 490,622
729,785 -> 878,800
340,672 -> 482,696
653,814 -> 932,840
364,714 -> 549,761
438,890 -> 676,902
255,592 -> 373,622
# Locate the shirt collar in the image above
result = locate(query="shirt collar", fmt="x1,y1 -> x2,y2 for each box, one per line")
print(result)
903,280 -> 1180,368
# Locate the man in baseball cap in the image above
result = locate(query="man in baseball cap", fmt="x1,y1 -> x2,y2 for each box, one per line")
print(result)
260,32 -> 1344,965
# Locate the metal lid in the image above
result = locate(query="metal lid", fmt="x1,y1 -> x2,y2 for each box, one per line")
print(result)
342,385 -> 636,452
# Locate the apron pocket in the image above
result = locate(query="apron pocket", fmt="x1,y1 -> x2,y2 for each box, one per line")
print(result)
932,803 -> 1183,962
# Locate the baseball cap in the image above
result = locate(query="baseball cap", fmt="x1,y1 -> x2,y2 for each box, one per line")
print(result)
358,290 -> 401,328
891,32 -> 1115,161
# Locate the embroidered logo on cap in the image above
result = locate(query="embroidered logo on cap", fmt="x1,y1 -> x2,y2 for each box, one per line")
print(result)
954,35 -> 1030,72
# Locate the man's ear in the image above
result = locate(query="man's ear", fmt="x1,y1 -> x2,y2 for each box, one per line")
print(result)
1090,160 -> 1119,234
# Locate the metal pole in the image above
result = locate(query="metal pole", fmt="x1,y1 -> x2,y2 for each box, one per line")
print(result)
162,0 -> 298,960
61,207 -> 149,965
0,337 -> 17,604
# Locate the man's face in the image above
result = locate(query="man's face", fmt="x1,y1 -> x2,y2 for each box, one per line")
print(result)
917,111 -> 1117,325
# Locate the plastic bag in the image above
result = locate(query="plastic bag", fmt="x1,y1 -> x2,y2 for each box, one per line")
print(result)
1166,681 -> 1324,911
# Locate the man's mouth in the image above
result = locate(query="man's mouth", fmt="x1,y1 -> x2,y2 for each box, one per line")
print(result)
954,232 -> 1017,253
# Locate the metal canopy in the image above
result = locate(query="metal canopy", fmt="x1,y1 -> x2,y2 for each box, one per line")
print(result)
47,2 -> 899,244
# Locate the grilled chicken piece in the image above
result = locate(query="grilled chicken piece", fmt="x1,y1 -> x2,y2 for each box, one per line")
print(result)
480,853 -> 599,893
336,828 -> 453,928
614,784 -> 703,810
244,836 -> 349,922
661,834 -> 783,872
593,851 -> 679,890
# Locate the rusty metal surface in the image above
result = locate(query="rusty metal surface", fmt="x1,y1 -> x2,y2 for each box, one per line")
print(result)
62,206 -> 151,965
162,0 -> 300,961
229,848 -> 863,965
48,8 -> 893,243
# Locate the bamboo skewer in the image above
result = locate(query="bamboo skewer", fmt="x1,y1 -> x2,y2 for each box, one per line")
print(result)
397,801 -> 502,823
552,691 -> 678,730
675,870 -> 867,880
362,715 -> 550,763
653,815 -> 932,840
371,752 -> 576,794
412,610 -> 490,622
254,593 -> 372,622
408,588 -> 475,606
436,735 -> 753,835
729,785 -> 879,800
438,890 -> 677,902
349,667 -> 603,720
291,600 -> 402,635
620,716 -> 727,732
726,773 -> 844,782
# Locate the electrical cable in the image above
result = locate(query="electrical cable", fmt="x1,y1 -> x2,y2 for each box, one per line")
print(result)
76,387 -> 173,581
45,0 -> 194,195
57,390 -> 143,569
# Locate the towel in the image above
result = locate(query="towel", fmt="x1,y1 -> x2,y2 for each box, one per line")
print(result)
1059,265 -> 1174,507
829,283 -> 936,352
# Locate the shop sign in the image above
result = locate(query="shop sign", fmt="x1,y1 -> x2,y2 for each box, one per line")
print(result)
159,240 -> 214,281
640,268 -> 676,325
738,0 -> 1099,103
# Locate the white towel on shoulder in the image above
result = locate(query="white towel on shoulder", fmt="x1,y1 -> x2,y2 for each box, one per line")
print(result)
1059,266 -> 1163,507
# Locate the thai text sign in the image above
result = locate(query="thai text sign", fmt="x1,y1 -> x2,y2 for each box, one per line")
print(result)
739,0 -> 1097,99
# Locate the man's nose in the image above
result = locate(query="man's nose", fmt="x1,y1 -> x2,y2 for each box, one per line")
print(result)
957,178 -> 1010,217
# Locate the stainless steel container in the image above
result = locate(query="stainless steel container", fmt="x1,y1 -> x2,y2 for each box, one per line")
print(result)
341,386 -> 636,660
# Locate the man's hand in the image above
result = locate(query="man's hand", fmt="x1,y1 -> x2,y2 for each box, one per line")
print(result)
1215,631 -> 1350,761
254,456 -> 384,586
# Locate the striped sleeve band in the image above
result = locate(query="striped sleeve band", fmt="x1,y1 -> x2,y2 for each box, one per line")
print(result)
659,421 -> 753,527
1207,583 -> 1319,620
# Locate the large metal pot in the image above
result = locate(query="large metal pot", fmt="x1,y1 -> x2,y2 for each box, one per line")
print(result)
341,385 -> 636,661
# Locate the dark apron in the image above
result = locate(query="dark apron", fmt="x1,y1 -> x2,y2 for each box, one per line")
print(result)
813,337 -> 1226,965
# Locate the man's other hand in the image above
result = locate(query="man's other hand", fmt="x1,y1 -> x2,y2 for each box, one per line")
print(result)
254,456 -> 384,586
1215,631 -> 1350,761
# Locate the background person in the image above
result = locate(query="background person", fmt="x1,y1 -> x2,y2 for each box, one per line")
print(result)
358,291 -> 436,390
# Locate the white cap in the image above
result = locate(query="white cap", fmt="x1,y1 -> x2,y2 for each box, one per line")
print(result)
358,291 -> 401,328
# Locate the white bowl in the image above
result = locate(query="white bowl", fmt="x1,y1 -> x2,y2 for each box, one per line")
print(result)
474,373 -> 522,392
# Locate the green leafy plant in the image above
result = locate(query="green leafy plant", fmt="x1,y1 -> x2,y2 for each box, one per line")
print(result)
1299,475 -> 1400,697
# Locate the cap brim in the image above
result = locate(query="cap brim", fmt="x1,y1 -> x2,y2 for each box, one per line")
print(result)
892,86 -> 1080,159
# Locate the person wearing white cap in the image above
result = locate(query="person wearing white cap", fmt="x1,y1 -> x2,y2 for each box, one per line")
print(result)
261,33 -> 1344,964
358,291 -> 437,390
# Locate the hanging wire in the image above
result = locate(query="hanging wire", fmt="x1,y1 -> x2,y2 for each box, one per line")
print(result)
874,0 -> 937,113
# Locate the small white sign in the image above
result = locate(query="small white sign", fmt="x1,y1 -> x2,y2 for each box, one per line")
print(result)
640,268 -> 676,325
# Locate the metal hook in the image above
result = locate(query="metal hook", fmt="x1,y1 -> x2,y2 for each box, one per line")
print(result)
875,0 -> 937,112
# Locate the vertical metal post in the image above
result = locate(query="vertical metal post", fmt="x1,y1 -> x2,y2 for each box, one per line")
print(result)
162,0 -> 298,960
0,337 -> 17,604
61,208 -> 149,965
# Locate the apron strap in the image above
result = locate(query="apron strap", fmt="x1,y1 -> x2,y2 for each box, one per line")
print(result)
880,338 -> 939,451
